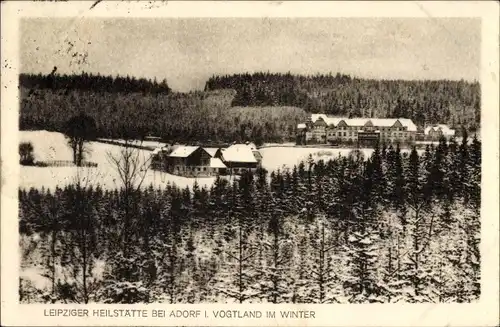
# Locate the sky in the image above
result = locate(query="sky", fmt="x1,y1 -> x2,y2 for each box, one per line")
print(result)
20,17 -> 480,92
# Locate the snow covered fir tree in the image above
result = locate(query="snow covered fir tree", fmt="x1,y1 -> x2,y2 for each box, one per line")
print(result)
19,135 -> 481,304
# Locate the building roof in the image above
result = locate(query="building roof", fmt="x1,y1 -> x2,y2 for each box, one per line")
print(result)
221,144 -> 258,163
297,123 -> 307,129
168,146 -> 200,158
210,158 -> 227,169
311,114 -> 344,127
310,114 -> 417,132
424,124 -> 456,136
204,147 -> 220,157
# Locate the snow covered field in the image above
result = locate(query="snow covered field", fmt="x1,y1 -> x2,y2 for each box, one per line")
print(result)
260,146 -> 419,173
20,131 -> 216,190
20,131 -> 422,190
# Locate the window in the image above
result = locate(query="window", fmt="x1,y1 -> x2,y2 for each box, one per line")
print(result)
399,133 -> 402,137
343,132 -> 347,137
349,132 -> 352,136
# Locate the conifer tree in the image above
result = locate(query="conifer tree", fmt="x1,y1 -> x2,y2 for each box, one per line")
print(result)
259,197 -> 293,303
215,180 -> 259,303
306,215 -> 344,303
458,128 -> 470,201
468,134 -> 481,211
398,147 -> 437,301
65,182 -> 101,304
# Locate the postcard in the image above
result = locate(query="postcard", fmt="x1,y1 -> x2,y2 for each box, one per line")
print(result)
1,1 -> 499,326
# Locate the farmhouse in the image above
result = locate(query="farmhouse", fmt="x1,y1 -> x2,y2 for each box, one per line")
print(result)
151,142 -> 263,177
297,114 -> 417,146
424,124 -> 455,140
156,145 -> 227,177
215,143 -> 262,175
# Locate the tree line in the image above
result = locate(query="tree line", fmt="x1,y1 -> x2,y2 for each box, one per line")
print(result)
205,72 -> 480,131
20,72 -> 171,95
19,134 -> 481,303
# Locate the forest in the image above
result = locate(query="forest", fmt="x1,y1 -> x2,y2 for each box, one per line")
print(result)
205,72 -> 481,131
19,73 -> 306,144
20,71 -> 480,144
19,72 -> 172,95
19,134 -> 481,304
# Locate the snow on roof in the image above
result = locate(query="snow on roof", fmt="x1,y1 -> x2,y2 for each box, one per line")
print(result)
424,124 -> 456,136
169,146 -> 200,158
297,123 -> 307,129
204,147 -> 220,157
398,118 -> 418,132
221,144 -> 258,163
311,114 -> 343,126
210,158 -> 227,169
424,126 -> 434,134
310,114 -> 417,132
436,124 -> 456,135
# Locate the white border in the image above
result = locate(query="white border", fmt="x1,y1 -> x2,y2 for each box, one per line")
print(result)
1,1 -> 499,326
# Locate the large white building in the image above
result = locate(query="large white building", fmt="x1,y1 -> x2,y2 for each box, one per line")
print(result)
297,114 -> 418,146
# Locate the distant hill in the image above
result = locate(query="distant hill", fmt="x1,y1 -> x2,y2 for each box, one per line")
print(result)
20,72 -> 171,95
21,71 -> 479,145
19,74 -> 305,144
205,72 -> 481,131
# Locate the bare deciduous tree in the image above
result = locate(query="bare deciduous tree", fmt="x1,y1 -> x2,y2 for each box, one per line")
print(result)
68,167 -> 100,303
106,138 -> 152,257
